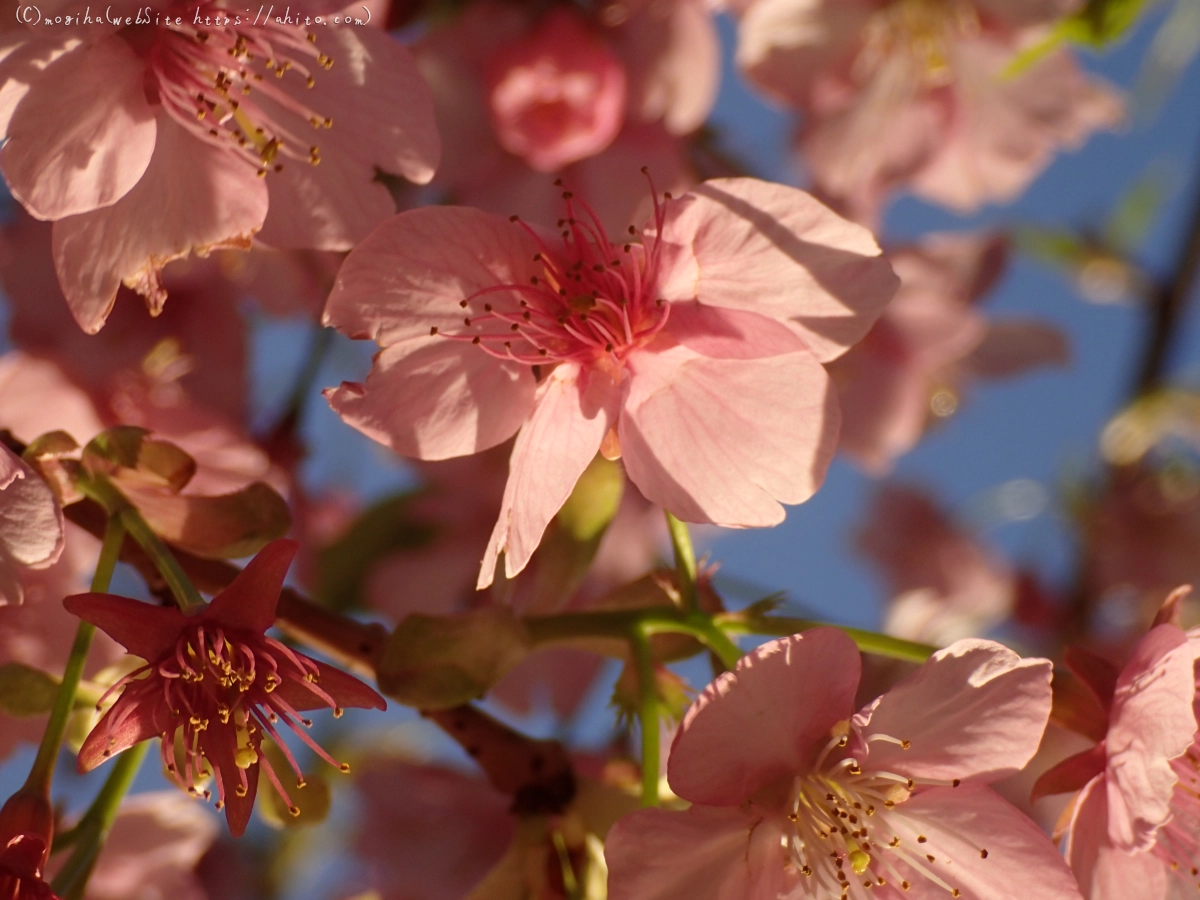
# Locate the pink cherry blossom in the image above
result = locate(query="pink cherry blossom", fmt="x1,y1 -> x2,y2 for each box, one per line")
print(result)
606,628 -> 1079,900
831,232 -> 1068,472
1032,607 -> 1200,900
414,0 -> 717,232
734,0 -> 1122,222
324,177 -> 898,586
0,445 -> 65,607
856,484 -> 1015,644
0,2 -> 439,333
485,7 -> 627,173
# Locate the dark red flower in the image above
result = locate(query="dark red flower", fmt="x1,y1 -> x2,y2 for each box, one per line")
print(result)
0,834 -> 58,900
64,540 -> 385,836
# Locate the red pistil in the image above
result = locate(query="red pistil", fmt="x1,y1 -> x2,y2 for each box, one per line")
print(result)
439,175 -> 673,369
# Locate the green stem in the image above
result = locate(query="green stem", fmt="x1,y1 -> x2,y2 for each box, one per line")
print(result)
76,475 -> 205,613
50,741 -> 149,900
664,512 -> 698,611
720,614 -> 937,664
116,505 -> 206,613
24,518 -> 125,793
630,627 -> 660,807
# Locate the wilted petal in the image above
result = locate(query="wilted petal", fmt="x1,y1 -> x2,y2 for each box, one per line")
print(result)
620,341 -> 839,526
52,115 -> 268,334
854,639 -> 1052,782
669,629 -> 860,807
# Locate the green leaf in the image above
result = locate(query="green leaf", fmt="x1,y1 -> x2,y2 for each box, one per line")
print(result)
128,480 -> 293,559
0,663 -> 60,716
376,607 -> 532,709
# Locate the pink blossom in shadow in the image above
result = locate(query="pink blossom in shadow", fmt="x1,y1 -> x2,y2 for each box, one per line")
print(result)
485,8 -> 627,172
831,232 -> 1068,472
0,2 -> 438,332
1032,596 -> 1200,900
0,524 -> 120,764
856,483 -> 1015,644
323,177 -> 897,587
0,445 -> 65,606
414,0 -> 718,232
1083,465 -> 1200,607
348,759 -> 514,900
606,629 -> 1077,899
45,793 -> 218,900
734,0 -> 1122,223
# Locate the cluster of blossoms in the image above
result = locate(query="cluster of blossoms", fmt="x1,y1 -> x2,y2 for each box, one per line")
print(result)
0,0 -> 1198,899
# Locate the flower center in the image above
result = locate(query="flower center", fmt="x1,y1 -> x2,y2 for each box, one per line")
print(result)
784,725 -> 984,898
95,623 -> 349,817
434,178 -> 672,373
860,0 -> 980,86
137,4 -> 333,176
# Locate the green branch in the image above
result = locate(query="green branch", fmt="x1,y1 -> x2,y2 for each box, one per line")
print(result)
23,518 -> 125,794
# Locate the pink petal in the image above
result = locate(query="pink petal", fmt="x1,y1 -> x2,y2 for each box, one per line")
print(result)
657,178 -> 897,361
1104,624 -> 1198,851
478,363 -> 619,588
256,26 -> 439,250
0,445 -> 64,577
323,205 -> 544,346
52,115 -> 268,334
63,593 -> 186,663
911,42 -> 1122,213
1,37 -> 155,220
619,341 -> 839,526
616,0 -> 720,134
735,0 -> 871,107
1067,776 -> 1170,900
605,806 -> 795,900
664,301 -> 811,359
0,352 -> 105,444
878,783 -> 1084,900
325,339 -> 535,461
853,639 -> 1052,783
204,540 -> 298,635
668,629 -> 860,807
